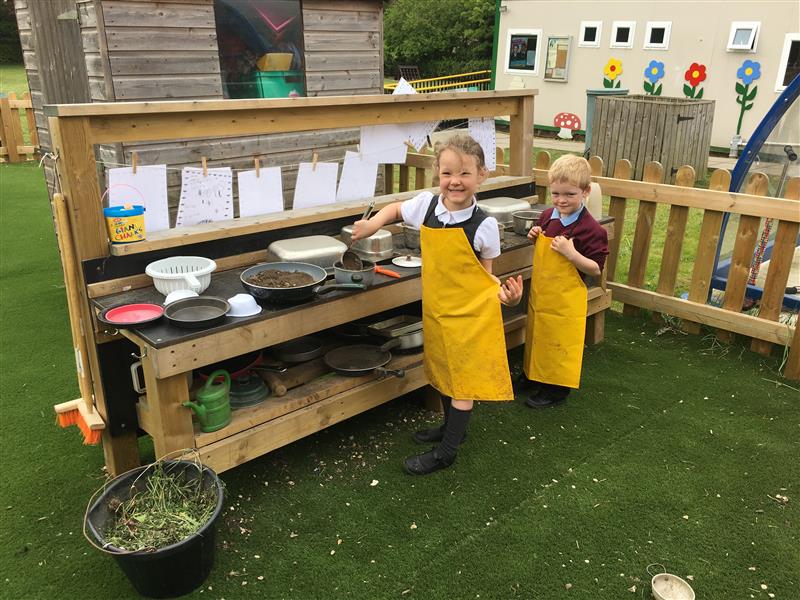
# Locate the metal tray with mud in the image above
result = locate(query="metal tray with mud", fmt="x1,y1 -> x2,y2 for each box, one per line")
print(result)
164,296 -> 230,329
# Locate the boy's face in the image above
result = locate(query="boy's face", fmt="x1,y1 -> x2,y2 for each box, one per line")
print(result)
549,181 -> 589,216
438,149 -> 487,210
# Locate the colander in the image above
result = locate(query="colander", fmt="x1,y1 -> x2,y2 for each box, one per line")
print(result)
145,256 -> 216,295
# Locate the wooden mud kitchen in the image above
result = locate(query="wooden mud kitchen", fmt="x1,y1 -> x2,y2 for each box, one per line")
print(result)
47,91 -> 613,476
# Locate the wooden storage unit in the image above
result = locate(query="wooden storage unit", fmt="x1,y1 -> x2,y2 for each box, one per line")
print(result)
46,90 -> 541,475
591,95 -> 714,182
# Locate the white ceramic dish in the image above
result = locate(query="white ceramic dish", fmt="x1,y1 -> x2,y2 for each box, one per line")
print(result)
227,293 -> 262,317
651,573 -> 695,600
392,255 -> 422,268
164,289 -> 199,305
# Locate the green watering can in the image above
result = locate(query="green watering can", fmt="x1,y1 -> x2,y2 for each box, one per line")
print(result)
183,370 -> 232,432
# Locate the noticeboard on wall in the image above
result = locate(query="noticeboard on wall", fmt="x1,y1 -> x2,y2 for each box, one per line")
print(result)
505,28 -> 542,75
544,36 -> 571,82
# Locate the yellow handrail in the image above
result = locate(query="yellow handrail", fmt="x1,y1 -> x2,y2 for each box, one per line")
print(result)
384,70 -> 492,94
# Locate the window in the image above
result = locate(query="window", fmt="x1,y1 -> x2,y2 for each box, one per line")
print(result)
579,21 -> 602,48
610,21 -> 635,49
504,29 -> 543,75
775,33 -> 800,92
727,21 -> 760,52
643,21 -> 671,50
213,0 -> 306,99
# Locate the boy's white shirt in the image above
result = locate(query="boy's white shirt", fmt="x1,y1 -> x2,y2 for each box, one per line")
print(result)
400,191 -> 501,259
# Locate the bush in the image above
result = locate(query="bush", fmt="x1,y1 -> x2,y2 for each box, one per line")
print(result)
0,1 -> 22,64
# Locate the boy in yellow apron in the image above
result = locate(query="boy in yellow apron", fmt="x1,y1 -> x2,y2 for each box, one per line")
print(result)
521,155 -> 608,407
351,135 -> 523,475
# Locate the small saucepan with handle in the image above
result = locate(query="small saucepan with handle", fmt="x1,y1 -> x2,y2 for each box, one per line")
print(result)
323,344 -> 405,378
333,260 -> 401,288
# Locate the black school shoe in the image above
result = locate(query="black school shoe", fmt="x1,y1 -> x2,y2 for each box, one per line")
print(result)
513,374 -> 541,395
403,448 -> 455,475
525,385 -> 570,408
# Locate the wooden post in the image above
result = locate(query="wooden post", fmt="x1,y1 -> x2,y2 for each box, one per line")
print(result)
141,352 -> 195,459
535,151 -> 551,204
655,166 -> 696,297
605,159 -> 632,281
784,318 -> 800,380
623,161 -> 664,317
0,95 -> 20,163
509,94 -> 534,176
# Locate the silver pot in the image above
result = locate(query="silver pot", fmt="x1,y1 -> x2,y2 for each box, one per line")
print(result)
511,210 -> 543,236
379,329 -> 423,351
333,260 -> 375,287
401,224 -> 420,249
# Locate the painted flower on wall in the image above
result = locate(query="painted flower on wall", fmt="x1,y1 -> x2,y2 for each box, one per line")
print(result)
735,59 -> 761,135
603,58 -> 623,88
643,60 -> 664,96
683,62 -> 707,99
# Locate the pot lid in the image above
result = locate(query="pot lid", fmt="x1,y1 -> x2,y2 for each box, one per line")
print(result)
230,375 -> 269,407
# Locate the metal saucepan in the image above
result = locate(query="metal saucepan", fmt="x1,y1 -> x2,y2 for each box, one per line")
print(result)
241,261 -> 365,303
511,210 -> 542,236
378,329 -> 423,352
164,296 -> 230,329
333,260 -> 402,287
270,336 -> 325,363
323,344 -> 405,378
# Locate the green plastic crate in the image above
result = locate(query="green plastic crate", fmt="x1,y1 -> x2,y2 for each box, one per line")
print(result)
253,71 -> 305,98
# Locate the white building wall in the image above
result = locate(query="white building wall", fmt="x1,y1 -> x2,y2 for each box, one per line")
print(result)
494,0 -> 799,149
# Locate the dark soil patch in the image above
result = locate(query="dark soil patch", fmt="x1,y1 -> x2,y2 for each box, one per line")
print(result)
247,269 -> 315,288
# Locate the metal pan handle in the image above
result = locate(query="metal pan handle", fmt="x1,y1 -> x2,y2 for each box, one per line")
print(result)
316,283 -> 367,295
379,338 -> 401,352
374,367 -> 405,379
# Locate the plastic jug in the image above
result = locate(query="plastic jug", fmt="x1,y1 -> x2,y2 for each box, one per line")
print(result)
182,370 -> 232,432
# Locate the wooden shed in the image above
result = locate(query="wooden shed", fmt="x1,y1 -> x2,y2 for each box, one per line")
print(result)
13,0 -> 385,213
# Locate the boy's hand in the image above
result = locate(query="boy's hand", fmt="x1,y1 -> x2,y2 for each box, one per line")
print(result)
498,275 -> 523,306
351,219 -> 379,241
550,235 -> 577,261
527,225 -> 542,241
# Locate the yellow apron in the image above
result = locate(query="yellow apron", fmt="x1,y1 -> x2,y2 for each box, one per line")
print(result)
420,224 -> 513,401
523,234 -> 587,389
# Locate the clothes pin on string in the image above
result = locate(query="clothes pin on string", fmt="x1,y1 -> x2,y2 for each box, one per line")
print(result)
311,151 -> 318,172
131,151 -> 138,175
254,158 -> 260,178
405,140 -> 416,153
201,157 -> 208,177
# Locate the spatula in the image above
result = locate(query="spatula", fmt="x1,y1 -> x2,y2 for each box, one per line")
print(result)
341,200 -> 375,270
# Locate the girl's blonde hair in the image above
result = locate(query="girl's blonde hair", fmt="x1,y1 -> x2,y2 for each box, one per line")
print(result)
433,134 -> 486,172
548,154 -> 591,190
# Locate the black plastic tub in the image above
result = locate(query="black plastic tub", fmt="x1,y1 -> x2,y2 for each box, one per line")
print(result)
85,460 -> 224,599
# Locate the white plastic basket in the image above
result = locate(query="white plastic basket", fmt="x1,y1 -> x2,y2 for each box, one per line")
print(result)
145,256 -> 216,295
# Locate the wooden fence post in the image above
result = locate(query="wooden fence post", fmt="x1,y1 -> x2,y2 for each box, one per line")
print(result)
0,95 -> 20,163
605,159 -> 632,282
655,165 -> 696,298
535,151 -> 550,203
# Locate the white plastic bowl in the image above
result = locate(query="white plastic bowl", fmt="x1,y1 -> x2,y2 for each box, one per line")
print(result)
651,574 -> 695,600
146,256 -> 216,296
164,289 -> 199,305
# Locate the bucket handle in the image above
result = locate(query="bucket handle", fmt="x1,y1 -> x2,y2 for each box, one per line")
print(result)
83,449 -> 208,555
101,183 -> 146,207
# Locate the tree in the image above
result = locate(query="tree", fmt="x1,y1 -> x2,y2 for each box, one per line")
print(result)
0,0 -> 23,64
384,0 -> 495,79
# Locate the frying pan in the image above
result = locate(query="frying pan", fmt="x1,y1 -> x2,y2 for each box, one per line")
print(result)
196,350 -> 287,381
323,344 -> 404,378
271,336 -> 325,363
241,261 -> 365,303
164,296 -> 230,329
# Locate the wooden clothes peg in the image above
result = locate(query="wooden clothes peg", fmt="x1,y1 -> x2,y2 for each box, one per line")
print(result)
201,156 -> 208,177
131,151 -> 138,174
311,151 -> 318,171
254,158 -> 260,178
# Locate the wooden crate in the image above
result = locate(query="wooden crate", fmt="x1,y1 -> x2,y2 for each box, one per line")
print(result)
591,95 -> 714,182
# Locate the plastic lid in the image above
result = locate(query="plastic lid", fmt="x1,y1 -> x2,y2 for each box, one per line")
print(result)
104,205 -> 145,217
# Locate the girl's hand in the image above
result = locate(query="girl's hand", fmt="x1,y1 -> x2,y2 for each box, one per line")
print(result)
351,219 -> 378,241
527,225 -> 542,241
550,235 -> 577,261
498,275 -> 523,307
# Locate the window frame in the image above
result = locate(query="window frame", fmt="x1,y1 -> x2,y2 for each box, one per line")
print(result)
504,28 -> 543,76
643,21 -> 671,50
578,21 -> 602,48
775,32 -> 800,92
610,21 -> 636,49
727,21 -> 761,52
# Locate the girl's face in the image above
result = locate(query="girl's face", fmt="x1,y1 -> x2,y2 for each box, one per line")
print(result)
549,181 -> 590,216
437,149 -> 487,211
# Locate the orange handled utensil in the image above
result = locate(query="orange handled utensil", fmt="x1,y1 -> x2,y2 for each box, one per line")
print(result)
375,266 -> 402,278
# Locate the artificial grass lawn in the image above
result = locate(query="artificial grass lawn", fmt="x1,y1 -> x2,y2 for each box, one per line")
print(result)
2,163 -> 798,599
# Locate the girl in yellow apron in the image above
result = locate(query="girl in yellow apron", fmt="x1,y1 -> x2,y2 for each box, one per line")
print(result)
521,155 -> 608,408
351,135 -> 523,475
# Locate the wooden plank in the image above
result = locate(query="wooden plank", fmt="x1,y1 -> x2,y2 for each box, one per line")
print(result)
718,173 -> 770,342
398,164 -> 409,192
101,1 -> 215,27
623,161 -> 663,317
534,151 -> 550,204
140,362 -> 194,460
508,95 -> 534,176
105,28 -> 218,52
588,155 -> 603,177
606,98 -> 621,177
751,177 -> 800,356
635,99 -> 653,179
609,282 -> 794,346
304,52 -> 381,72
113,75 -> 222,100
0,96 -> 20,162
107,53 -> 222,76
785,317 -> 800,381
621,99 -> 639,168
302,8 -> 380,32
655,165 -> 696,297
306,71 -> 382,93
304,31 -> 380,52
605,159 -> 632,282
683,169 -> 731,334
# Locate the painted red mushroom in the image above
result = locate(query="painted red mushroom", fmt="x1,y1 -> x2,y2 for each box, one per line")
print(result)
554,112 -> 581,139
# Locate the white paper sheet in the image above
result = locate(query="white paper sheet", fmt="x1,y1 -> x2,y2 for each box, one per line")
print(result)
392,78 -> 439,151
468,117 -> 497,171
237,167 -> 284,217
336,151 -> 379,202
175,167 -> 233,227
107,165 -> 170,232
292,162 -> 338,210
359,124 -> 409,164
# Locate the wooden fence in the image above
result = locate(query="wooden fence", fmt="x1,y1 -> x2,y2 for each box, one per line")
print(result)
388,150 -> 800,380
0,92 -> 38,163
